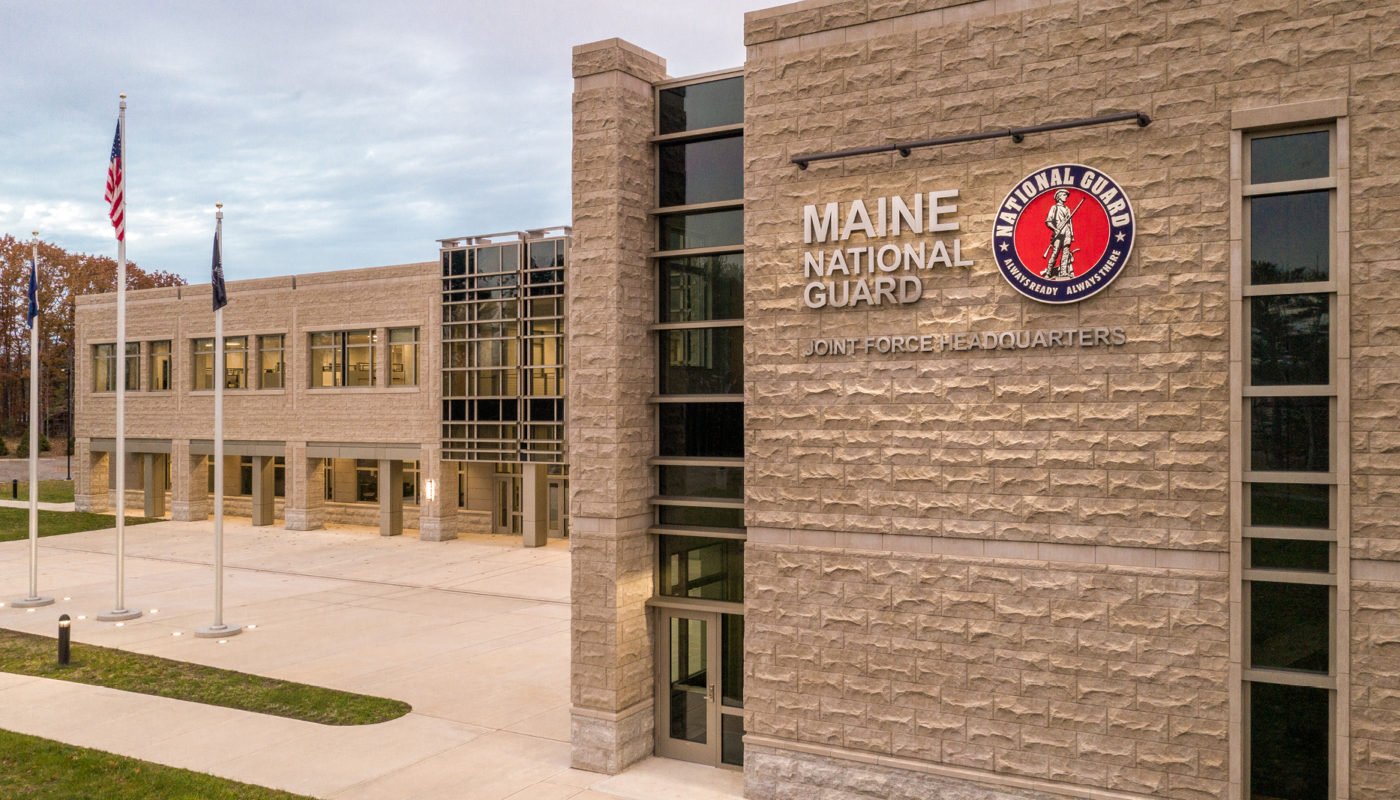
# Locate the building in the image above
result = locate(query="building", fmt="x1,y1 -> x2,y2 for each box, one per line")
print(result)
567,2 -> 1400,800
74,226 -> 570,545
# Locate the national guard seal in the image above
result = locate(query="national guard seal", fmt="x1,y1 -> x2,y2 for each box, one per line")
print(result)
992,164 -> 1135,304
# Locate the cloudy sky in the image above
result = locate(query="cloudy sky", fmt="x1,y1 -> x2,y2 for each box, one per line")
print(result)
0,1 -> 757,281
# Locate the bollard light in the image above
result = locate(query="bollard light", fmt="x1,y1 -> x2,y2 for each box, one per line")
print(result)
57,614 -> 71,666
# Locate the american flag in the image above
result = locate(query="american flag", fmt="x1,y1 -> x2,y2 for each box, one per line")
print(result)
105,119 -> 125,241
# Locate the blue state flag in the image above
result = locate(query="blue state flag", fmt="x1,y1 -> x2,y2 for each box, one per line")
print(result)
26,257 -> 38,329
211,228 -> 228,311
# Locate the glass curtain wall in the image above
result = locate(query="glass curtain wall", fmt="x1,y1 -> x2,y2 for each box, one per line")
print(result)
441,232 -> 568,466
1240,126 -> 1339,800
651,73 -> 746,768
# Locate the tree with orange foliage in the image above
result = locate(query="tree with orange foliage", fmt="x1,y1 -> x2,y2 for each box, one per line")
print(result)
0,234 -> 185,442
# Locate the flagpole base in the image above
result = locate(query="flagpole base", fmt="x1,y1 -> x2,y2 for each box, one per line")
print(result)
194,623 -> 241,639
96,608 -> 142,622
10,596 -> 54,608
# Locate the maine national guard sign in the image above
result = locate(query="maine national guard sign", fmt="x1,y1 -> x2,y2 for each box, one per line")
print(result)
993,164 -> 1135,304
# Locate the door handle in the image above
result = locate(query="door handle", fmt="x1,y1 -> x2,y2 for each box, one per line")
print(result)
707,684 -> 715,703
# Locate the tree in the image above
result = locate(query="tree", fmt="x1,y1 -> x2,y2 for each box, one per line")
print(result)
0,235 -> 186,440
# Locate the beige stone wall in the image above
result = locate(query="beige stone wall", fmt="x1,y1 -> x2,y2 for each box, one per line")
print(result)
74,263 -> 440,447
567,38 -> 669,775
740,0 -> 1400,798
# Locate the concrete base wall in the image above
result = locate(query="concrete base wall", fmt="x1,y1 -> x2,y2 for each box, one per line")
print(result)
571,703 -> 654,775
746,742 -> 1081,800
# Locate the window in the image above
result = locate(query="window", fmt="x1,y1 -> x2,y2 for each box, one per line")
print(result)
402,460 -> 419,505
1239,122 -> 1340,800
389,327 -> 417,386
223,336 -> 248,389
355,459 -> 377,502
441,233 -> 568,463
123,343 -> 139,391
149,340 -> 172,391
259,335 -> 284,389
237,456 -> 286,497
93,344 -> 116,392
192,338 -> 215,390
310,330 -> 375,388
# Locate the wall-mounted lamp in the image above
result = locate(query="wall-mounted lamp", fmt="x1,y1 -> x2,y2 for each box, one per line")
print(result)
424,479 -> 437,503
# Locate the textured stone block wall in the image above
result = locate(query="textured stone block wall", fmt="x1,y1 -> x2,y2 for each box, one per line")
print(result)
740,0 -> 1400,797
567,38 -> 668,775
748,545 -> 1229,797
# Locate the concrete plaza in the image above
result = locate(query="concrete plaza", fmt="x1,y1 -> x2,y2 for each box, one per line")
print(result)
0,520 -> 743,800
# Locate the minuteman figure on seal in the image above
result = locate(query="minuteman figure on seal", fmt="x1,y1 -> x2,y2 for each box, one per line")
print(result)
1042,189 -> 1080,279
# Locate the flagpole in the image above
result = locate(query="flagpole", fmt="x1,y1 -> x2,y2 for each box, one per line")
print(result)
14,231 -> 53,609
100,94 -> 140,622
197,204 -> 238,638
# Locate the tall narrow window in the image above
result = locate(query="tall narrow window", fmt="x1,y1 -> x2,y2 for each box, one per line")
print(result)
1240,124 -> 1339,800
310,332 -> 341,387
223,336 -> 248,389
149,340 -> 172,391
93,344 -> 116,392
389,327 -> 418,386
124,342 -> 139,391
192,338 -> 215,390
345,330 -> 375,387
259,334 -> 284,389
651,73 -> 745,769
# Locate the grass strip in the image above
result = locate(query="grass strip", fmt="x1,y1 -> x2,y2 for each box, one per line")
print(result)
6,480 -> 76,504
0,629 -> 410,726
0,507 -> 159,543
0,728 -> 314,800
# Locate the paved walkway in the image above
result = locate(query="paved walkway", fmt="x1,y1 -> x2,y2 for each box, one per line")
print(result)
0,498 -> 76,512
0,521 -> 743,800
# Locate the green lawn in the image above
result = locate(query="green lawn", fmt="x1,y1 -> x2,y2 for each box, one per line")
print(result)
0,507 -> 159,543
0,728 -> 314,800
7,480 -> 76,504
0,628 -> 411,726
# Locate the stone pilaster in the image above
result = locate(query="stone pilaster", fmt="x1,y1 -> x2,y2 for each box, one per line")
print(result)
74,438 -> 109,513
378,458 -> 403,536
568,37 -> 667,775
417,445 -> 458,542
169,439 -> 208,521
283,442 -> 324,531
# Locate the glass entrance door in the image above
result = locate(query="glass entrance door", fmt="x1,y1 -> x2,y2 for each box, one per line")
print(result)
655,608 -> 745,767
492,476 -> 521,535
547,479 -> 567,537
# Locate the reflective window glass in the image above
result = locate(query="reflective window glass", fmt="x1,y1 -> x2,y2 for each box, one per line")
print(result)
658,505 -> 744,530
1250,581 -> 1329,673
659,209 -> 743,251
259,334 -> 284,389
660,328 -> 744,394
658,403 -> 743,458
660,254 -> 744,323
1249,683 -> 1329,800
1251,294 -> 1329,386
1249,191 -> 1329,284
93,343 -> 116,392
149,341 -> 172,391
1250,397 -> 1329,473
1250,539 -> 1330,572
659,536 -> 744,603
658,136 -> 744,207
1250,131 -> 1329,185
1249,483 -> 1329,529
658,76 -> 743,134
659,466 -> 743,500
124,343 -> 139,391
223,336 -> 247,389
192,338 -> 215,391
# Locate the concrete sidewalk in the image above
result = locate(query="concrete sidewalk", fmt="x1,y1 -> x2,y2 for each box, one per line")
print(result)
0,521 -> 743,800
0,498 -> 76,512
